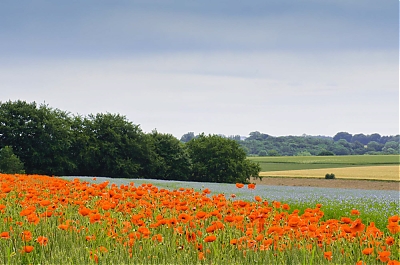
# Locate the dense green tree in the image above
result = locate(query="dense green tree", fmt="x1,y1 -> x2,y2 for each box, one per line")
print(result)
317,150 -> 334,156
0,100 -> 74,175
248,131 -> 269,141
366,141 -> 384,152
382,141 -> 399,154
70,113 -> 154,178
148,131 -> 192,180
268,149 -> 280,156
351,133 -> 369,145
0,146 -> 25,174
333,132 -> 352,142
258,150 -> 268,156
186,134 -> 260,183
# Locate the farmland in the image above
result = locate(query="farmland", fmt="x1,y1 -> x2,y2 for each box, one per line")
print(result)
248,155 -> 400,172
0,174 -> 399,264
248,155 -> 400,182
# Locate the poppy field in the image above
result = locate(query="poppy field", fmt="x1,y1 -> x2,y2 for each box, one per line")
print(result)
0,174 -> 399,264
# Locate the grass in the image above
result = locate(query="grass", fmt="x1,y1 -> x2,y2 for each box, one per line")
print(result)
1,174 -> 399,264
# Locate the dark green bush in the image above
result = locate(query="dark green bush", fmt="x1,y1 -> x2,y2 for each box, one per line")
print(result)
325,173 -> 335,179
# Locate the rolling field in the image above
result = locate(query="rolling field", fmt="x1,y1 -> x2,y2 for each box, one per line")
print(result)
249,155 -> 400,181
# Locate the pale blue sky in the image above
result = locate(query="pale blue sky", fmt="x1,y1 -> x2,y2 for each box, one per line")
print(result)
0,1 -> 398,137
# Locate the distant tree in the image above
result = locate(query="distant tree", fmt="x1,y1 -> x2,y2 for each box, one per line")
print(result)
247,131 -> 269,141
382,141 -> 399,154
366,141 -> 383,152
317,150 -> 334,156
180,132 -> 195,143
351,133 -> 369,145
368,133 -> 381,143
268,150 -> 280,156
352,141 -> 367,155
0,146 -> 25,174
258,150 -> 267,156
333,132 -> 352,142
331,144 -> 351,155
186,134 -> 260,183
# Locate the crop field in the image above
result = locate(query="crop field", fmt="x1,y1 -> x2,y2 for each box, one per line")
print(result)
248,155 -> 400,172
259,165 -> 400,181
0,174 -> 399,264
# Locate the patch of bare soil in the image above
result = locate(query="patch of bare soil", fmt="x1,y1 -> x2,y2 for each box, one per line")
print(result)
251,177 -> 400,191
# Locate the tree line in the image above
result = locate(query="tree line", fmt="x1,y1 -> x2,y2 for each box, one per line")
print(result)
0,100 -> 260,183
180,131 -> 400,156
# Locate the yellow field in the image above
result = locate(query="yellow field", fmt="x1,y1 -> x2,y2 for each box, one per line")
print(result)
260,165 -> 400,181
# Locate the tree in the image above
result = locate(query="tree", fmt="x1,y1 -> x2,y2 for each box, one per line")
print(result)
267,150 -> 280,156
185,134 -> 260,183
180,132 -> 195,143
0,146 -> 25,174
382,141 -> 399,154
148,131 -> 192,180
0,100 -> 74,175
70,113 -> 154,178
333,132 -> 352,142
258,150 -> 267,156
366,141 -> 383,152
351,134 -> 368,145
317,150 -> 334,156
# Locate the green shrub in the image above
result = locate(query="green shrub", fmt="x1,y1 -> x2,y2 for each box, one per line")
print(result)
325,173 -> 335,179
0,146 -> 25,174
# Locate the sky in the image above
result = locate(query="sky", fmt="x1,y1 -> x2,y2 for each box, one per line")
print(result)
0,0 -> 398,138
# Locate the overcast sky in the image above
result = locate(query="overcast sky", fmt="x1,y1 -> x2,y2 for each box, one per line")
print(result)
1,1 -> 398,138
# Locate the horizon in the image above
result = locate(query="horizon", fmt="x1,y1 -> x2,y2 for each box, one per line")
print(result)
1,1 -> 398,138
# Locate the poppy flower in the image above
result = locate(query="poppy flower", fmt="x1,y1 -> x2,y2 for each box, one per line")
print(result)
235,183 -> 244,188
247,183 -> 256,189
362,247 -> 373,255
350,219 -> 365,233
377,251 -> 391,262
385,236 -> 394,246
204,235 -> 216,243
21,231 -> 32,241
323,251 -> 332,261
22,246 -> 34,253
0,232 -> 10,239
36,236 -> 48,246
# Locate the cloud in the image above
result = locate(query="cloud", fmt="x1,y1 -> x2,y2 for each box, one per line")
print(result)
0,49 -> 398,137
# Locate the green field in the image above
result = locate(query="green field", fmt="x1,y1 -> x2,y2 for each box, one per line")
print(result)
248,155 -> 400,172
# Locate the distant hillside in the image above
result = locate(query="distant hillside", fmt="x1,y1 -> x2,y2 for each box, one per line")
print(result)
180,131 -> 400,156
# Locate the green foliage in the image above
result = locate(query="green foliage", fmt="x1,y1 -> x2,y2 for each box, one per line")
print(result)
70,113 -> 153,178
317,150 -> 335,156
267,149 -> 280,156
0,100 -> 74,175
239,131 -> 399,156
258,150 -> 267,156
325,173 -> 335,179
0,146 -> 25,174
148,130 -> 192,180
186,134 -> 260,183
